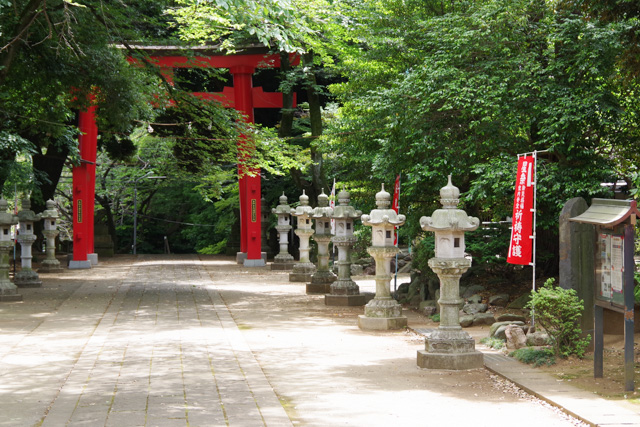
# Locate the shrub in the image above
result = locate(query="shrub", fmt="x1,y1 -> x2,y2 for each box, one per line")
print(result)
480,336 -> 505,350
510,347 -> 556,367
430,314 -> 440,323
528,278 -> 590,359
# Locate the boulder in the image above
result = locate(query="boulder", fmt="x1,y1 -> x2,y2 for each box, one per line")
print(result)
397,282 -> 410,294
526,330 -> 551,346
490,320 -> 525,337
409,295 -> 422,308
460,315 -> 474,328
463,303 -> 488,315
350,264 -> 364,276
467,294 -> 482,304
493,324 -> 526,340
489,293 -> 510,307
472,313 -> 496,326
505,325 -> 527,350
462,285 -> 485,299
420,299 -> 437,309
497,313 -> 527,323
423,306 -> 437,317
507,293 -> 531,309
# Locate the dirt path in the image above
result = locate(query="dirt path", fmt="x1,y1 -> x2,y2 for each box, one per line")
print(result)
202,257 -> 586,426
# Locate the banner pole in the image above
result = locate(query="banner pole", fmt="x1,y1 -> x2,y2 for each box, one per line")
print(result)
531,151 -> 538,329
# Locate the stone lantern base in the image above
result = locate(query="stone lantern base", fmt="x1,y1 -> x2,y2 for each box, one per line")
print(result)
417,329 -> 484,370
306,270 -> 336,294
271,254 -> 295,271
0,282 -> 23,302
325,279 -> 366,306
358,298 -> 407,330
289,262 -> 316,282
39,259 -> 64,273
14,269 -> 42,288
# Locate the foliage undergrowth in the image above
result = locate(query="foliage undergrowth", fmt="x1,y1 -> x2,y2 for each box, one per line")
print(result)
430,314 -> 440,323
510,347 -> 556,367
480,336 -> 505,350
528,278 -> 590,359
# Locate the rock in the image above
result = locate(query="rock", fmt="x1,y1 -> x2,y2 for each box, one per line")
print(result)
350,264 -> 364,276
505,325 -> 527,350
497,313 -> 527,323
397,282 -> 410,294
420,299 -> 437,308
467,294 -> 482,304
489,293 -> 510,307
490,321 -> 525,337
472,313 -> 496,326
460,315 -> 474,328
364,265 -> 376,275
409,295 -> 422,308
462,285 -> 485,299
423,306 -> 437,317
493,324 -> 526,340
507,293 -> 531,309
526,330 -> 550,346
463,303 -> 488,315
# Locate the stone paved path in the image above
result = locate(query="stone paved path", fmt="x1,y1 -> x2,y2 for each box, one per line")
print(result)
1,254 -> 633,426
0,255 -> 289,427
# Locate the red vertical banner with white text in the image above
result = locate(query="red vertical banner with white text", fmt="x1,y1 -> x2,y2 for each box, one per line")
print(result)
392,174 -> 400,246
507,156 -> 534,265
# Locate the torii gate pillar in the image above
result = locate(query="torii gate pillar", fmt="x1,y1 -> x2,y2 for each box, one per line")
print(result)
69,105 -> 98,269
232,65 -> 264,266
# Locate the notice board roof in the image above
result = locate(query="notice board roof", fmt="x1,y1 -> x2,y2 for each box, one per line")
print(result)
569,198 -> 639,227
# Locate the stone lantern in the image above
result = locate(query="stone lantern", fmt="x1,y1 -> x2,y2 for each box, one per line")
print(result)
15,198 -> 42,287
359,184 -> 407,330
326,189 -> 365,306
39,199 -> 63,273
0,198 -> 22,301
307,190 -> 336,294
289,190 -> 316,282
271,193 -> 295,271
417,175 -> 483,370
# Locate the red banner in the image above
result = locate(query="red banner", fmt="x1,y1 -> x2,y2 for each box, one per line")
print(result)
507,156 -> 534,265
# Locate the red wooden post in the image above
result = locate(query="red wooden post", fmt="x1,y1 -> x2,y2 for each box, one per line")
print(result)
231,65 -> 263,266
70,104 -> 98,269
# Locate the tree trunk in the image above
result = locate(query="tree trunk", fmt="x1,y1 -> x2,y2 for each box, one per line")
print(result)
304,51 -> 325,201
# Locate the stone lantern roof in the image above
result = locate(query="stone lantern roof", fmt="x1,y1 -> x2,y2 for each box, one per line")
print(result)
420,175 -> 479,232
291,190 -> 314,217
272,193 -> 292,215
0,198 -> 18,226
331,190 -> 361,219
41,200 -> 59,220
361,184 -> 406,227
17,198 -> 40,223
312,190 -> 333,219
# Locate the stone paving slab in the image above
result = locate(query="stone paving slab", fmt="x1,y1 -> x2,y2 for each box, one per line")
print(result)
0,255 -> 291,427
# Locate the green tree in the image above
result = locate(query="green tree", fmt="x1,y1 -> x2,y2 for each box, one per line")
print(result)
323,0 -> 637,273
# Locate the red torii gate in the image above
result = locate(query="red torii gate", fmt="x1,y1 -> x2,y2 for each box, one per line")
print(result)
69,48 -> 294,268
